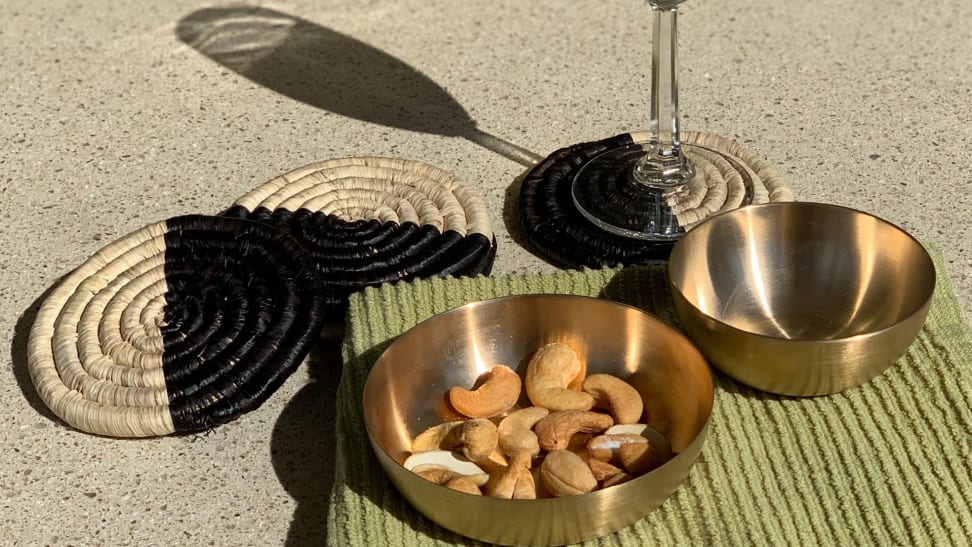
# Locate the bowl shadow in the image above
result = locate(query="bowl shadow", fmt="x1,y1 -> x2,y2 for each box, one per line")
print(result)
596,264 -> 678,325
597,266 -> 788,402
269,339 -> 343,546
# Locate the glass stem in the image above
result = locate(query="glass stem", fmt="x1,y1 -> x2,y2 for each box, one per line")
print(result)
633,6 -> 692,187
651,8 -> 680,161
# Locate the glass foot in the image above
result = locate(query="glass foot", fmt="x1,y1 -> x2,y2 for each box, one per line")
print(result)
571,143 -> 691,241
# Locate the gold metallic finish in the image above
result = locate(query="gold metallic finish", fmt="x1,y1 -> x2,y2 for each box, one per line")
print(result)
362,295 -> 714,546
668,202 -> 936,396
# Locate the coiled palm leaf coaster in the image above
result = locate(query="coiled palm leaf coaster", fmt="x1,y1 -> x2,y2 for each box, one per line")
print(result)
519,131 -> 794,268
223,157 -> 496,334
27,215 -> 326,437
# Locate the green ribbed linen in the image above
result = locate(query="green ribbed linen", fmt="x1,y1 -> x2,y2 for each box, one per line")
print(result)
327,248 -> 972,546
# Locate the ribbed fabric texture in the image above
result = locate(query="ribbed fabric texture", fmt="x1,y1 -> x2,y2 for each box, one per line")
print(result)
327,247 -> 972,546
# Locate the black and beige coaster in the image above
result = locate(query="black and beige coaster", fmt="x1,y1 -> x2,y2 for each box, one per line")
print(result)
518,131 -> 793,268
27,215 -> 326,437
223,157 -> 497,333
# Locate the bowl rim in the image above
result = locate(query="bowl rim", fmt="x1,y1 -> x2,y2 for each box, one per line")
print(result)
361,292 -> 716,502
667,201 -> 937,344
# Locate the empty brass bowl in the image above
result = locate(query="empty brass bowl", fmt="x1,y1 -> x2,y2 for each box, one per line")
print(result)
668,202 -> 936,396
362,294 -> 714,546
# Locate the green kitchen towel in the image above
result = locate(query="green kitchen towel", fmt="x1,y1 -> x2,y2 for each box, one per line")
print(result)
326,249 -> 972,546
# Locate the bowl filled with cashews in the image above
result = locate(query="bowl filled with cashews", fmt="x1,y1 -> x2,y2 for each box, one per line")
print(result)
362,294 -> 714,546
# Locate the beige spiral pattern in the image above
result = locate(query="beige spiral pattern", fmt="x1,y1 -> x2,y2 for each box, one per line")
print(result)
27,220 -> 175,437
630,130 -> 794,229
26,215 -> 326,437
233,156 -> 494,239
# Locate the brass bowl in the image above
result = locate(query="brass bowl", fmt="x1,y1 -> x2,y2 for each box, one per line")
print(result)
668,202 -> 936,396
362,294 -> 714,546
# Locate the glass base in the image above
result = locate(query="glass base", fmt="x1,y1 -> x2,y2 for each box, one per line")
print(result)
571,143 -> 690,241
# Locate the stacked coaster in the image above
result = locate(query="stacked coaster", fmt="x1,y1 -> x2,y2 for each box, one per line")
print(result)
519,131 -> 794,268
223,157 -> 497,334
26,157 -> 497,436
27,215 -> 326,437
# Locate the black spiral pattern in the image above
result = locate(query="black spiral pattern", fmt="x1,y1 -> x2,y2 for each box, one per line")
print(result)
161,216 -> 325,431
569,143 -> 685,240
223,158 -> 497,328
519,133 -> 678,268
519,132 -> 792,269
26,214 -> 326,437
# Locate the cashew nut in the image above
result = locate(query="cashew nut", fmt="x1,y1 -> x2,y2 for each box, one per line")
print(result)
409,343 -> 676,498
586,433 -> 650,462
535,410 -> 614,452
412,464 -> 489,495
483,448 -> 509,469
458,419 -> 499,462
582,374 -> 644,425
589,424 -> 670,475
566,350 -> 587,392
618,442 -> 663,475
497,407 -> 549,458
403,450 -> 486,477
448,365 -> 522,418
411,421 -> 464,453
540,450 -> 598,497
486,450 -> 536,499
605,423 -> 673,461
444,475 -> 488,496
411,419 -> 498,463
581,454 -> 625,483
525,343 -> 595,411
413,464 -> 460,485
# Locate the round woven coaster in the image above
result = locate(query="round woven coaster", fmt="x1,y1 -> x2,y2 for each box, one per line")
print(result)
224,157 -> 497,330
27,215 -> 326,437
518,131 -> 793,268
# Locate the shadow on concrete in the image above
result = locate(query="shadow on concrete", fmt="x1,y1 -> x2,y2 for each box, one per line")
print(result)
10,282 -> 66,424
269,339 -> 343,547
502,164 -> 553,264
268,337 -> 467,545
175,5 -> 541,167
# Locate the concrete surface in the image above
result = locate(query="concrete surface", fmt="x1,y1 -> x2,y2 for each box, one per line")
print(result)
2,0 -> 969,545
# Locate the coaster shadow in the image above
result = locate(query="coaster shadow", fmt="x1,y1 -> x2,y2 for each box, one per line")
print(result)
10,280 -> 67,424
502,165 -> 553,265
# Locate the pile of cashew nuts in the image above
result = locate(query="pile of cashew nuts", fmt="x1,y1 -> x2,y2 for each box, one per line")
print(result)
402,342 -> 673,499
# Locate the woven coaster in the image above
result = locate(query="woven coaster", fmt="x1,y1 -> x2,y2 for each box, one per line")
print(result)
519,131 -> 794,268
224,157 -> 496,335
27,215 -> 326,437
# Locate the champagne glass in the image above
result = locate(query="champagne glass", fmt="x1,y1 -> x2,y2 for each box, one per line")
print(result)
571,0 -> 694,241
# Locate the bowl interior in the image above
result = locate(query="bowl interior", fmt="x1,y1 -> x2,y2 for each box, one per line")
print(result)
364,294 -> 713,463
361,295 -> 715,545
669,202 -> 936,341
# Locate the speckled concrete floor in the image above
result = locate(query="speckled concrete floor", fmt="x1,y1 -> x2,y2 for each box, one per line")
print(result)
2,0 -> 969,545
